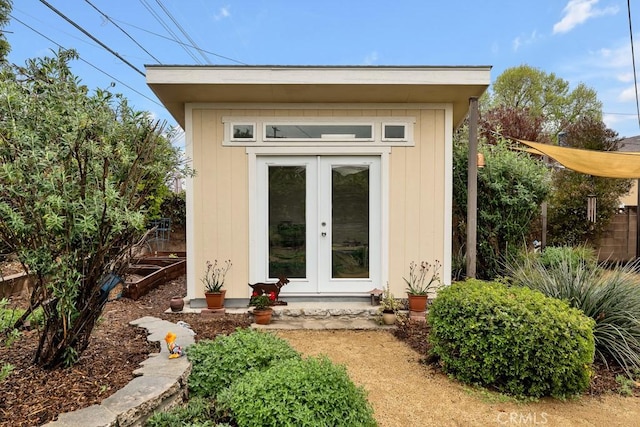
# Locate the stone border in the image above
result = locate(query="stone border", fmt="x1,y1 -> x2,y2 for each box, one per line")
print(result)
45,317 -> 195,427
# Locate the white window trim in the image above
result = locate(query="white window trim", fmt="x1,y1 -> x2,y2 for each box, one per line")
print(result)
222,116 -> 415,146
230,122 -> 257,142
381,122 -> 410,142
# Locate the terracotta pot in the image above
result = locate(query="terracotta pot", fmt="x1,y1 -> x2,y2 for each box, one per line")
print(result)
407,294 -> 428,312
205,290 -> 226,309
253,308 -> 273,325
381,311 -> 396,325
170,296 -> 184,312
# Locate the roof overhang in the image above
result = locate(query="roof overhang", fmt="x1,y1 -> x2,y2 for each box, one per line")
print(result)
146,65 -> 491,128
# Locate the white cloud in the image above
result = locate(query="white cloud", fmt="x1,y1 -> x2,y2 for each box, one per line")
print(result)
512,30 -> 540,52
618,84 -> 638,102
553,0 -> 618,34
617,72 -> 634,83
603,112 -> 628,128
512,37 -> 521,51
363,51 -> 379,65
214,6 -> 231,21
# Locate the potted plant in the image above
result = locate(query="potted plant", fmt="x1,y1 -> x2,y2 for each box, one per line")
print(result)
404,260 -> 441,312
379,282 -> 401,325
249,290 -> 277,324
201,259 -> 231,309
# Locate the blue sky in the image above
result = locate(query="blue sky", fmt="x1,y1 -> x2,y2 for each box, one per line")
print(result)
6,0 -> 640,142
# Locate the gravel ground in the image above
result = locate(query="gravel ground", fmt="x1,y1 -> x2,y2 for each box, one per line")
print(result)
1,271 -> 639,427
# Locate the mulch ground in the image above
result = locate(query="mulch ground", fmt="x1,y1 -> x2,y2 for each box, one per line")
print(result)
0,274 -> 637,426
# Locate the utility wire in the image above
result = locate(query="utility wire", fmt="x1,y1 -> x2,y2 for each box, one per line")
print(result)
112,17 -> 248,65
154,0 -> 211,64
138,0 -> 201,64
627,0 -> 640,131
10,14 -> 163,107
83,0 -> 161,64
38,0 -> 145,76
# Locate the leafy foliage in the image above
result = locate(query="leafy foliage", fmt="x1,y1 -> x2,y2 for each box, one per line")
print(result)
429,279 -> 595,398
0,50 -> 187,367
486,65 -> 602,135
453,134 -> 551,279
0,0 -> 11,61
535,245 -> 597,270
506,250 -> 640,376
217,356 -> 377,427
480,105 -> 547,144
186,328 -> 301,398
547,117 -> 632,246
146,396 -> 216,427
157,190 -> 186,227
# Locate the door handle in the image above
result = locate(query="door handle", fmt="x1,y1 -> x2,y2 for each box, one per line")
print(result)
321,232 -> 327,237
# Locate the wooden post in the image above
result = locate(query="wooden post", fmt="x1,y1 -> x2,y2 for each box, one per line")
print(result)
466,97 -> 479,278
636,179 -> 640,259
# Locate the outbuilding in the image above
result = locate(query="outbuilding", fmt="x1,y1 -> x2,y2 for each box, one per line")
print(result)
146,65 -> 490,305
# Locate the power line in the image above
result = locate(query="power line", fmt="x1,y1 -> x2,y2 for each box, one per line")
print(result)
154,0 -> 211,64
83,0 -> 162,64
10,14 -> 163,108
111,17 -> 247,65
627,0 -> 640,131
38,0 -> 145,76
138,0 -> 201,64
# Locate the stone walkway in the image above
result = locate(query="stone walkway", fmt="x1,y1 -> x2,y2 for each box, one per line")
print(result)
45,317 -> 195,427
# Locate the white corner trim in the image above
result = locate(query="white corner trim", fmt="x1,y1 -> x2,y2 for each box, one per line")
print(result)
443,104 -> 454,286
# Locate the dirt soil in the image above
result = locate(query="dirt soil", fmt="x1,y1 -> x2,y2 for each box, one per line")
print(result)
1,274 -> 639,426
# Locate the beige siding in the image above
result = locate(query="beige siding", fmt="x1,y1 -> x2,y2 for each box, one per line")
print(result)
191,109 -> 249,298
189,106 -> 448,299
388,109 -> 446,296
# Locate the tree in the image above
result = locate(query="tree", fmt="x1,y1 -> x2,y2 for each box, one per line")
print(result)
0,50 -> 188,368
547,117 -> 632,246
453,130 -> 551,279
0,0 -> 11,61
480,105 -> 548,144
488,65 -> 602,135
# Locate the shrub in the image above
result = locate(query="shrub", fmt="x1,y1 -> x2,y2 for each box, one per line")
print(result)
429,279 -> 595,398
506,253 -> 640,376
146,396 -> 215,426
186,328 -> 300,398
218,356 -> 377,427
537,245 -> 597,270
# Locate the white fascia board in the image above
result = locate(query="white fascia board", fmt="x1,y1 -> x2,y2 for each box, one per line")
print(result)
146,66 -> 491,86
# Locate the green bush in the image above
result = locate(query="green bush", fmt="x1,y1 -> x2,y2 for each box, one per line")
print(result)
537,246 -> 597,270
146,396 -> 215,426
218,356 -> 377,427
506,253 -> 640,376
429,279 -> 595,398
186,328 -> 301,398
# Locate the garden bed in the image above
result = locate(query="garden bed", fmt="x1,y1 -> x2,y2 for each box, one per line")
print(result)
122,256 -> 186,300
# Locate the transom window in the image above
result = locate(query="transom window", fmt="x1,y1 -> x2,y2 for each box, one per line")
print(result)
265,124 -> 373,140
223,117 -> 414,146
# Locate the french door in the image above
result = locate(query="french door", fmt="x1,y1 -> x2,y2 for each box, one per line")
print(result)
255,156 -> 381,294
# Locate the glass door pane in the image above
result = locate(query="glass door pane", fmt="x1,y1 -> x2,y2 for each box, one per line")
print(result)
331,165 -> 370,278
269,166 -> 306,278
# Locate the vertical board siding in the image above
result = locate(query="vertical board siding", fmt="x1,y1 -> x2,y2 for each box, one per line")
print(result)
191,107 -> 448,298
388,109 -> 446,295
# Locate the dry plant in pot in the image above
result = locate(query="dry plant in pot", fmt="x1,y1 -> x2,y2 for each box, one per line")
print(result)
201,259 -> 231,309
404,260 -> 442,312
379,282 -> 402,325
